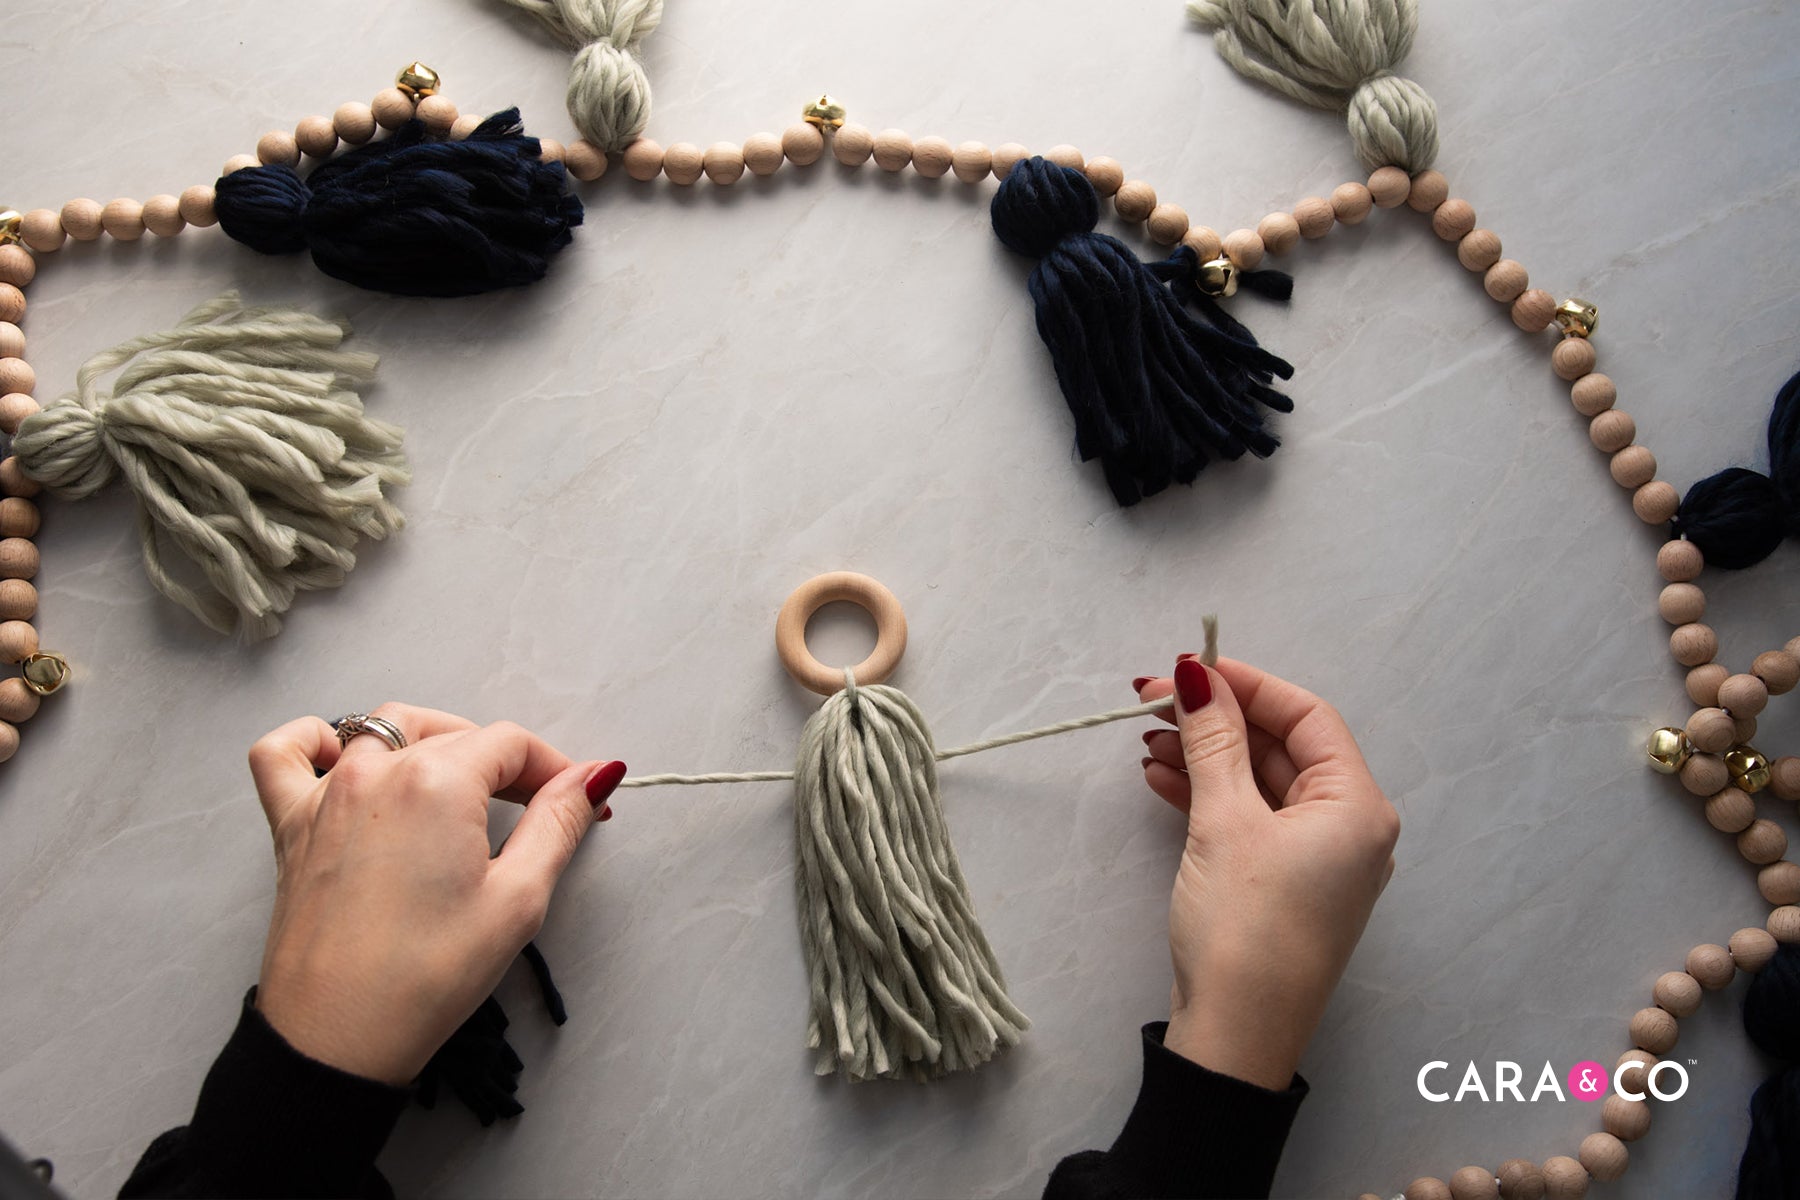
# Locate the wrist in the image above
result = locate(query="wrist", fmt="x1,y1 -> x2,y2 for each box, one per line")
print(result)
1164,996 -> 1309,1091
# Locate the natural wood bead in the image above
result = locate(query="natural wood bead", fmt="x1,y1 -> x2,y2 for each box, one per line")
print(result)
1368,165 -> 1410,207
0,360 -> 31,398
334,102 -> 377,145
0,578 -> 36,621
1045,145 -> 1085,171
1183,225 -> 1222,261
1789,635 -> 1800,660
564,139 -> 608,182
0,325 -> 18,361
1407,169 -> 1450,212
0,538 -> 39,579
142,194 -> 185,238
1293,196 -> 1334,239
782,123 -> 825,166
1496,1158 -> 1545,1200
0,246 -> 35,288
1458,228 -> 1502,272
1658,538 -> 1703,582
1616,1049 -> 1657,1095
444,112 -> 479,140
0,498 -> 39,539
1771,905 -> 1800,944
623,138 -> 664,181
415,95 -> 458,134
1257,211 -> 1301,254
909,136 -> 953,179
222,154 -> 260,176
101,199 -> 145,241
1540,1156 -> 1588,1199
1734,713 -> 1758,744
872,130 -> 913,172
1405,1178 -> 1452,1200
1601,1094 -> 1651,1141
371,88 -> 414,130
951,141 -> 992,184
1686,942 -> 1735,989
0,287 -> 21,327
1147,204 -> 1190,245
256,130 -> 300,167
741,133 -> 783,176
1484,259 -> 1529,303
1431,198 -> 1475,241
535,138 -> 564,165
1772,756 -> 1800,802
829,126 -> 872,167
20,209 -> 65,253
1084,156 -> 1124,195
1628,1005 -> 1677,1053
1652,970 -> 1702,1017
1512,289 -> 1557,332
1609,445 -> 1656,489
0,619 -> 37,664
1739,819 -> 1787,865
60,198 -> 104,242
991,143 -> 1029,180
1331,181 -> 1373,224
702,142 -> 745,185
1659,583 -> 1706,626
1684,665 -> 1727,709
1759,861 -> 1800,906
1114,181 -> 1158,223
1569,373 -> 1616,416
1718,672 -> 1768,716
0,458 -> 38,499
1754,650 -> 1799,694
1577,1133 -> 1627,1183
1633,481 -> 1679,524
294,114 -> 339,158
1731,926 -> 1779,971
1222,228 -> 1265,269
1587,409 -> 1634,453
1449,1166 -> 1499,1200
0,720 -> 17,764
661,142 -> 704,185
1551,336 -> 1595,381
1704,786 -> 1756,833
0,676 -> 39,724
1679,751 -> 1727,795
1671,625 -> 1717,667
178,186 -> 218,228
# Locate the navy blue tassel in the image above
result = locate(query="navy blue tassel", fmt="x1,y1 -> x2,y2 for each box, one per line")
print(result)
414,939 -> 567,1125
991,156 -> 1295,506
1675,369 -> 1800,569
1738,943 -> 1800,1199
215,109 -> 582,298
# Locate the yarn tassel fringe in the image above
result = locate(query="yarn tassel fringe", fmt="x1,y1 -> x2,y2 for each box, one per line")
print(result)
1736,942 -> 1800,1198
415,939 -> 569,1126
1673,367 -> 1800,569
11,293 -> 408,640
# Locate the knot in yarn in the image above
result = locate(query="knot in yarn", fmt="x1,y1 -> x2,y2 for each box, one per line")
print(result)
989,156 -> 1099,259
7,401 -> 112,499
1186,0 -> 1439,172
1737,943 -> 1800,1199
501,0 -> 663,152
1674,368 -> 1800,569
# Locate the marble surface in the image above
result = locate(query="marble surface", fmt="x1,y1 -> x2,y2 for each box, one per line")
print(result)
1,1 -> 1797,1196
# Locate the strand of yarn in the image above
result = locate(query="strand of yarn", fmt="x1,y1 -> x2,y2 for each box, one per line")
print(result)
1673,366 -> 1800,569
499,0 -> 663,152
1185,0 -> 1439,172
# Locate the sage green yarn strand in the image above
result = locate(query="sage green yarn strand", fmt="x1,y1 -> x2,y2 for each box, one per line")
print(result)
499,0 -> 663,152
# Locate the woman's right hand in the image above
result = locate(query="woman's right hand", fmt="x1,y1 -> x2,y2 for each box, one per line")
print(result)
1134,657 -> 1399,1090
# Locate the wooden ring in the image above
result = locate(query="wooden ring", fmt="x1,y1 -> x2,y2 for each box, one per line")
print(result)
775,572 -> 908,697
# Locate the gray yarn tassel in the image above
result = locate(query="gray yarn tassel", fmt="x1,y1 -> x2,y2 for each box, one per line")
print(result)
499,0 -> 662,153
1186,0 -> 1439,172
12,293 -> 408,641
794,672 -> 1029,1081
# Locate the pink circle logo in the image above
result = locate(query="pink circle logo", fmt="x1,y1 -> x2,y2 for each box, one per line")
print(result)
1568,1060 -> 1609,1102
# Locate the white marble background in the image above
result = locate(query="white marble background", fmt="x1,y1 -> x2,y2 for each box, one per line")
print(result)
1,1 -> 1797,1197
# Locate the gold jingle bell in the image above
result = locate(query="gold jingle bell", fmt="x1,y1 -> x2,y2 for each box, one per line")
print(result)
1646,726 -> 1692,774
801,95 -> 847,129
1196,256 -> 1239,299
1554,298 -> 1598,339
0,210 -> 22,246
395,62 -> 441,98
21,651 -> 70,697
1725,744 -> 1772,793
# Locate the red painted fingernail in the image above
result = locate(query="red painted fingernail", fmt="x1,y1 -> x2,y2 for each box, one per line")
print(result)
585,760 -> 626,810
1177,652 -> 1199,662
1141,730 -> 1158,746
1132,676 -> 1152,691
1174,658 -> 1212,711
598,805 -> 613,822
1141,756 -> 1154,769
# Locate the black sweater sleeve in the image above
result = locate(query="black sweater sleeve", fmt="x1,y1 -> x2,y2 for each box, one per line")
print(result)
120,990 -> 409,1199
1044,1022 -> 1309,1200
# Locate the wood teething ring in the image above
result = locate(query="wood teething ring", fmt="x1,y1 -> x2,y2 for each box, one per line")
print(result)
775,572 -> 908,696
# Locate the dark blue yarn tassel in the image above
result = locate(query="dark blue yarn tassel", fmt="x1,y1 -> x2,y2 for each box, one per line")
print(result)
1674,369 -> 1800,569
1738,943 -> 1800,1199
991,156 -> 1295,506
214,109 -> 583,298
413,939 -> 568,1125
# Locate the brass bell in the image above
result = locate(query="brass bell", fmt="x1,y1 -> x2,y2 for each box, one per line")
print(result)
0,210 -> 22,246
1725,744 -> 1772,793
1645,726 -> 1692,774
801,95 -> 847,129
21,651 -> 69,697
1553,298 -> 1598,339
395,62 -> 441,98
1196,256 -> 1239,299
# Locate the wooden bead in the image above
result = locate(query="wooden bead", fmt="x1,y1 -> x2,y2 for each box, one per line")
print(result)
1331,181 -> 1373,224
1658,538 -> 1703,582
1114,181 -> 1158,223
449,113 -> 484,140
622,138 -> 664,181
1577,1133 -> 1626,1183
1147,204 -> 1190,245
0,458 -> 38,499
829,126 -> 871,168
0,497 -> 39,539
20,209 -> 64,253
415,95 -> 458,134
564,139 -> 608,182
1587,409 -> 1635,453
1718,672 -> 1769,717
1496,1158 -> 1545,1200
1734,713 -> 1759,744
371,88 -> 414,130
1789,635 -> 1800,661
1512,289 -> 1557,332
0,245 -> 36,288
1406,1178 -> 1452,1200
702,142 -> 745,185
333,102 -> 377,145
909,136 -> 953,179
740,133 -> 783,176
0,676 -> 38,724
1659,583 -> 1706,626
0,619 -> 37,664
1569,373 -> 1616,416
1732,926 -> 1779,970
1222,228 -> 1265,269
661,142 -> 703,185
1628,1006 -> 1677,1053
1753,650 -> 1799,694
1704,786 -> 1756,833
537,138 -> 564,164
1771,905 -> 1800,944
1686,942 -> 1734,989
1772,756 -> 1800,802
1293,196 -> 1334,239
1679,750 -> 1727,795
60,198 -> 104,242
872,130 -> 913,172
101,199 -> 145,241
0,323 -> 19,360
1615,1049 -> 1657,1095
142,194 -> 185,238
1684,706 -> 1730,752
1652,970 -> 1702,1017
1,393 -> 39,439
1484,259 -> 1529,303
1633,481 -> 1679,524
1458,228 -> 1502,272
1684,666 -> 1727,710
0,287 -> 21,327
1552,336 -> 1596,380
1084,156 -> 1124,196
991,143 -> 1029,180
1368,165 -> 1410,207
178,186 -> 217,228
1540,1156 -> 1588,1199
221,154 -> 260,176
1449,1166 -> 1499,1200
0,361 -> 31,400
1601,1094 -> 1651,1141
1739,819 -> 1787,865
1609,445 -> 1656,489
0,538 -> 38,579
1257,211 -> 1300,254
782,123 -> 825,166
1407,169 -> 1450,212
1758,861 -> 1800,906
295,115 -> 339,158
0,578 -> 36,621
0,720 -> 17,765
1431,198 -> 1475,241
256,130 -> 300,168
951,141 -> 992,184
1045,145 -> 1085,171
1182,225 -> 1222,261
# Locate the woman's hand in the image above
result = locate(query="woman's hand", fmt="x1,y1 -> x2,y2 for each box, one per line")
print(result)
245,703 -> 624,1086
1134,657 -> 1399,1090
